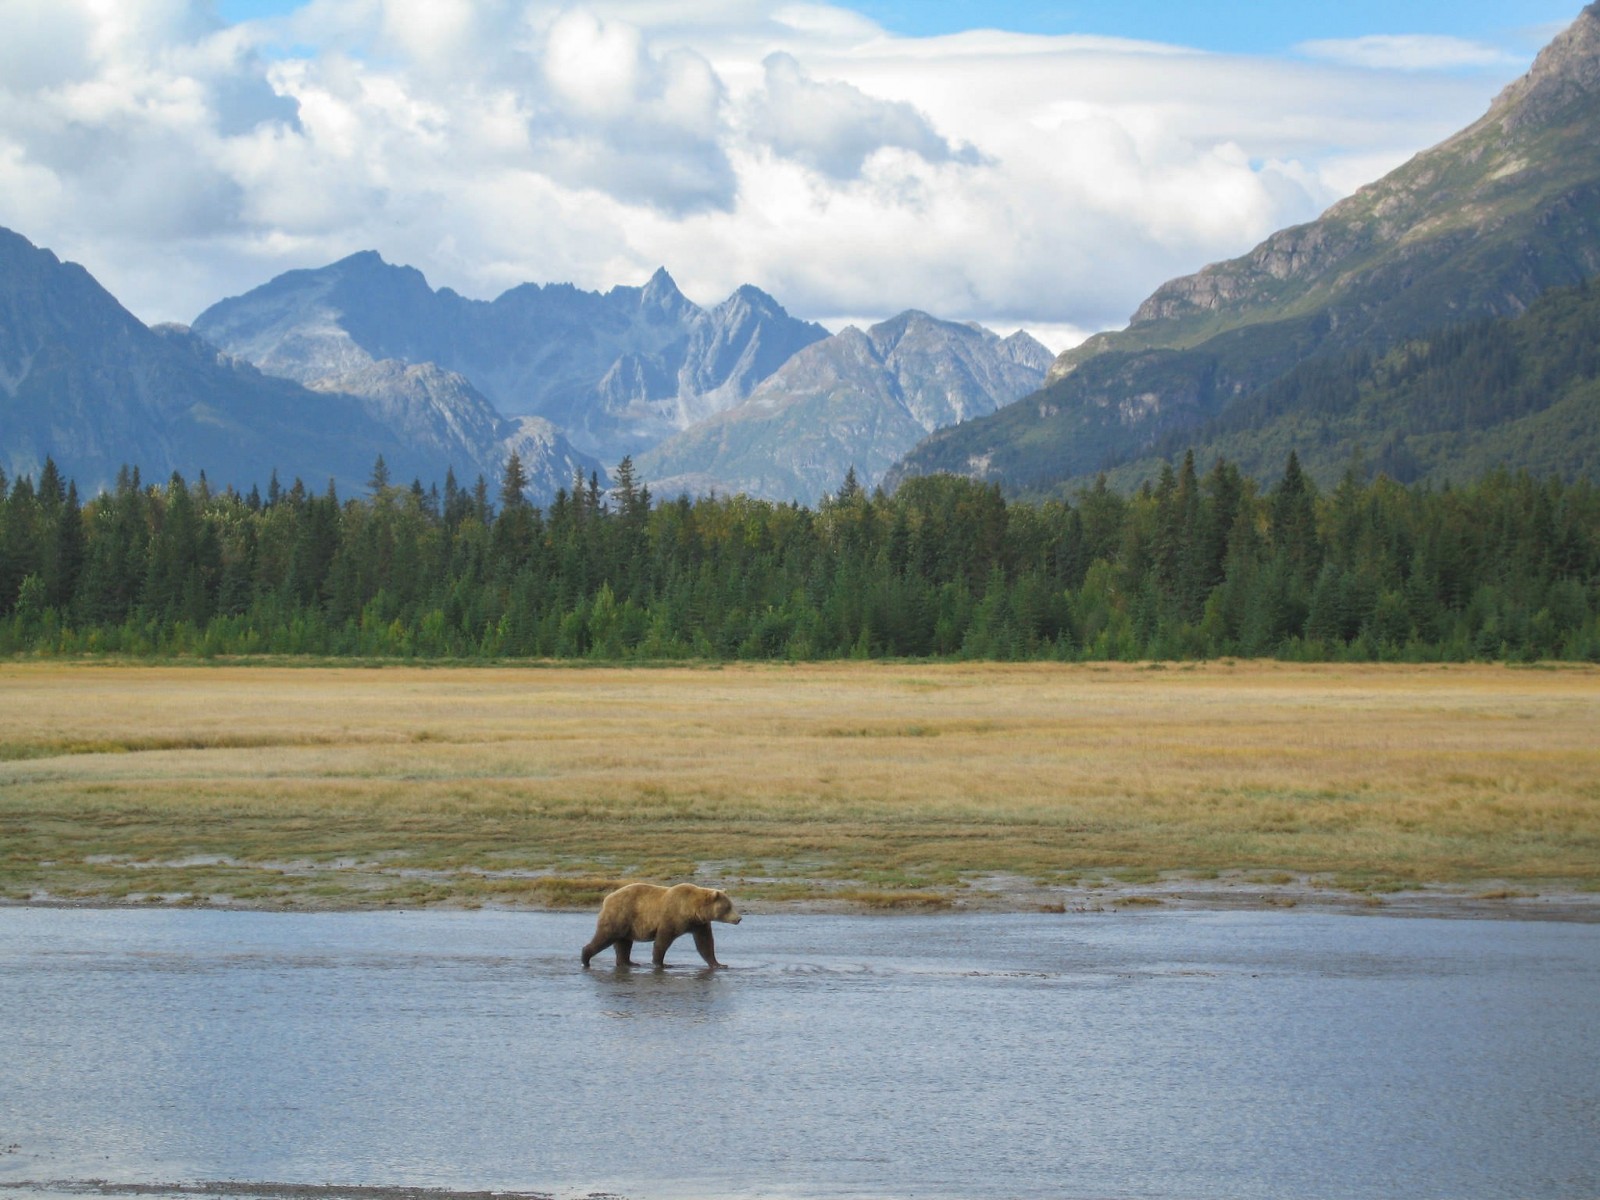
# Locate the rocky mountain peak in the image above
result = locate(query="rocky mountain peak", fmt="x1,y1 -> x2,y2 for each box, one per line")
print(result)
249,249 -> 410,300
1488,2 -> 1600,128
1001,330 -> 1055,371
333,249 -> 387,271
328,251 -> 434,301
720,283 -> 787,319
0,224 -> 49,268
640,266 -> 689,311
866,310 -> 925,356
876,309 -> 936,334
1,227 -> 148,398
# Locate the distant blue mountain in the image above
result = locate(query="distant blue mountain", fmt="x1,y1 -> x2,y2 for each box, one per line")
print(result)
0,226 -> 598,501
192,254 -> 831,468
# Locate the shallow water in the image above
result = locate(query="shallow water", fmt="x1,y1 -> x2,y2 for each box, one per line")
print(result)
1,907 -> 1597,1200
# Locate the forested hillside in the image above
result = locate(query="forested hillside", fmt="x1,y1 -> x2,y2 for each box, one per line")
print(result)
1095,280 -> 1600,492
2,454 -> 1596,662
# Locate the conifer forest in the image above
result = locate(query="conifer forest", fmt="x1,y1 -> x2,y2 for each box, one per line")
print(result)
2,451 -> 1597,663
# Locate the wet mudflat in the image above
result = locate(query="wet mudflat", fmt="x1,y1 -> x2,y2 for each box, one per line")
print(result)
2,908 -> 1597,1200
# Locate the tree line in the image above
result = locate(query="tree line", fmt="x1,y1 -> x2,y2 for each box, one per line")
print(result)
1,450 -> 1597,662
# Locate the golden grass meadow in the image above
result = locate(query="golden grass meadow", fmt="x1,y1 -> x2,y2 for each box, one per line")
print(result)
1,660 -> 1597,911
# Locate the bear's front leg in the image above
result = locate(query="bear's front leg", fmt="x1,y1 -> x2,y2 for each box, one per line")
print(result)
581,934 -> 614,968
692,925 -> 722,968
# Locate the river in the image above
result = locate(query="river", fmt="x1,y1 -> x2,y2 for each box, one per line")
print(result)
2,907 -> 1597,1199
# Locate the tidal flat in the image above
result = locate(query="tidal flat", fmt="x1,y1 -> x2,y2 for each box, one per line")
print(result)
1,660 -> 1597,914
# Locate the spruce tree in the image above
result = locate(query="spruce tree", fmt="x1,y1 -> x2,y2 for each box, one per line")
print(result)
499,452 -> 530,510
1270,451 -> 1322,586
46,482 -> 85,611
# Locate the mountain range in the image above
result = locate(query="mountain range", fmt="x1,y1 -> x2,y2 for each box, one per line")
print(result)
638,311 -> 1051,506
2,223 -> 1048,504
191,254 -> 832,469
6,6 -> 1600,505
891,1 -> 1600,494
0,226 -> 602,502
190,254 -> 1053,505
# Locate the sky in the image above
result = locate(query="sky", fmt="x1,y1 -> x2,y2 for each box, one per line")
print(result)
0,1 -> 1581,351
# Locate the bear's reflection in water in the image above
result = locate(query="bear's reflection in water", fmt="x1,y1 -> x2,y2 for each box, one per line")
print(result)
589,959 -> 730,1023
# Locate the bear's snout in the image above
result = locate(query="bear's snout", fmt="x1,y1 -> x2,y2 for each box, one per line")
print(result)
729,913 -> 742,924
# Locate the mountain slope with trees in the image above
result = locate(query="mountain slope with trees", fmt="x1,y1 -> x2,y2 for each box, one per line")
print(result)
1098,280 -> 1600,491
892,3 -> 1600,495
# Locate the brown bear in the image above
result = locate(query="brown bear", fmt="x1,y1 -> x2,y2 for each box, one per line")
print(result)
581,882 -> 742,968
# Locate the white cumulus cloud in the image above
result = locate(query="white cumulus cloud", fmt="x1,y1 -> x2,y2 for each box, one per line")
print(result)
744,51 -> 981,179
0,0 -> 1538,344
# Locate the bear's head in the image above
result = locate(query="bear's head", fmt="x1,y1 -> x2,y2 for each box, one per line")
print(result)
703,888 -> 741,925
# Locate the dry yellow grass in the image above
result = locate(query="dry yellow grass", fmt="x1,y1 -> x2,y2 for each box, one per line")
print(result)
1,660 -> 1597,907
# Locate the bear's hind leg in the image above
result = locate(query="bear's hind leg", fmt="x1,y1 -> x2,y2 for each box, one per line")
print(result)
692,925 -> 722,968
614,937 -> 635,966
652,930 -> 680,967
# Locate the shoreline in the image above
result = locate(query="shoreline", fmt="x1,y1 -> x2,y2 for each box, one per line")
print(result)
0,1184 -> 573,1200
7,874 -> 1599,923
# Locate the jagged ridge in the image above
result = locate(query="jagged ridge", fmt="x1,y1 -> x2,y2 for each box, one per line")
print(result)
192,256 -> 830,468
637,311 -> 1053,505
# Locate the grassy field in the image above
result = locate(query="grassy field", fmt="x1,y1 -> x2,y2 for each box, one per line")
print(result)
1,660 -> 1597,910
